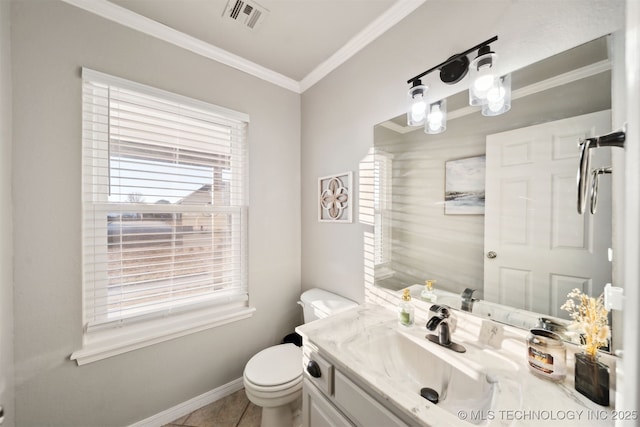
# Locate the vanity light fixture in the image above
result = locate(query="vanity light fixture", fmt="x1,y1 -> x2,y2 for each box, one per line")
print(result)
468,45 -> 498,106
482,73 -> 511,116
407,79 -> 428,126
405,35 -> 511,132
426,99 -> 447,134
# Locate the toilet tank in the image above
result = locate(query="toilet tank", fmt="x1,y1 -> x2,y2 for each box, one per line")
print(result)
299,288 -> 358,323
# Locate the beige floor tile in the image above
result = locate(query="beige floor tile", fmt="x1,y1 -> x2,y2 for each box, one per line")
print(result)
167,413 -> 190,425
173,389 -> 252,427
162,388 -> 261,427
181,399 -> 225,427
213,390 -> 251,423
237,402 -> 262,427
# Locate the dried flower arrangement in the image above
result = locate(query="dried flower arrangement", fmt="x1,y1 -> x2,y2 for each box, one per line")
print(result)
561,288 -> 610,360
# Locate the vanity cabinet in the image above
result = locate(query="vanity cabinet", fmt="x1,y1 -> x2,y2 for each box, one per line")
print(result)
302,351 -> 407,427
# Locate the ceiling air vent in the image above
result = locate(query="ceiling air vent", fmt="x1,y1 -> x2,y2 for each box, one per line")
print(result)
222,0 -> 269,31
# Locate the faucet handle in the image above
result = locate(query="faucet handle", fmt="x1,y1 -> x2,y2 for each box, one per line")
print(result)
426,315 -> 441,331
461,288 -> 477,300
429,304 -> 450,317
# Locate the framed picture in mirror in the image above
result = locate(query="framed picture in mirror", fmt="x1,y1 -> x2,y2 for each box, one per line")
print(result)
444,155 -> 486,215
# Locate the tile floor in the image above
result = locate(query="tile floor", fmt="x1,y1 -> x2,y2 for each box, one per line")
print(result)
163,389 -> 261,427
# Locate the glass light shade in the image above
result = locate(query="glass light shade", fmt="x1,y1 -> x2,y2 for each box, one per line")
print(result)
407,82 -> 428,126
425,99 -> 447,134
468,50 -> 498,106
482,74 -> 511,116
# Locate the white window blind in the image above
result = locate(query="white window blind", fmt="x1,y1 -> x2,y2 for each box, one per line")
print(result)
82,68 -> 249,330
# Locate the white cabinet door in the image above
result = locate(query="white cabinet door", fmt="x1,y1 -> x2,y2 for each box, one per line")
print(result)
484,110 -> 611,317
303,379 -> 354,427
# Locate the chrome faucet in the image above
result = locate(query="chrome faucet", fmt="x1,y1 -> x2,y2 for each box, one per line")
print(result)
460,288 -> 480,312
426,305 -> 466,353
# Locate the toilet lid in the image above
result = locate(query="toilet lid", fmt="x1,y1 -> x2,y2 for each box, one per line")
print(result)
245,344 -> 303,387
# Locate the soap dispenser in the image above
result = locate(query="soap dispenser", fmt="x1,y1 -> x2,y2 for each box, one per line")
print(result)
398,288 -> 415,326
421,280 -> 438,303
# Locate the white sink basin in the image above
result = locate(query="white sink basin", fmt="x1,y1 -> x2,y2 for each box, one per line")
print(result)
343,324 -> 520,424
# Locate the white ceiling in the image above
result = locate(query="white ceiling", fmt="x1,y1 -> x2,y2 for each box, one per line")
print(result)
63,0 -> 426,92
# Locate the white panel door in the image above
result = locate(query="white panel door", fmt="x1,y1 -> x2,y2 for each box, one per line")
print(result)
484,110 -> 611,317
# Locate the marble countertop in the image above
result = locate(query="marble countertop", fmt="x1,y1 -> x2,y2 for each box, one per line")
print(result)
296,303 -> 615,427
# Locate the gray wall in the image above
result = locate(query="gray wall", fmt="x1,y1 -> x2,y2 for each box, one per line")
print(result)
1,0 -> 14,425
301,0 -> 625,303
10,1 -> 300,426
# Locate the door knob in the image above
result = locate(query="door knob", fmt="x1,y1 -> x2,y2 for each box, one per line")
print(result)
486,251 -> 497,259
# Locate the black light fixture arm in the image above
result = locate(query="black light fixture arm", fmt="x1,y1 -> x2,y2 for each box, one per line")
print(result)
406,35 -> 498,85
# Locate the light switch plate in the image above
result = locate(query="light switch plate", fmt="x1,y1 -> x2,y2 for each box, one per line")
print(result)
604,283 -> 624,311
479,320 -> 504,348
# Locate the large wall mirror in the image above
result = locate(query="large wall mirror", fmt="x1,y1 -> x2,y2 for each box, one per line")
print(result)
373,35 -> 620,351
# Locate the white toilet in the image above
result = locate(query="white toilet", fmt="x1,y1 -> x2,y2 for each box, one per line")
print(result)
243,288 -> 357,427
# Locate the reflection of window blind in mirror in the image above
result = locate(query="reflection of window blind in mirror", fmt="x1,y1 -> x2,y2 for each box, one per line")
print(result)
373,151 -> 392,266
360,148 -> 393,281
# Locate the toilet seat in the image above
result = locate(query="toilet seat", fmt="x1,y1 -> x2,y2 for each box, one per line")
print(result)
244,344 -> 303,388
245,373 -> 302,394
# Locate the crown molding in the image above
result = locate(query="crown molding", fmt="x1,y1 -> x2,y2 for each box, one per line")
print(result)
61,0 -> 424,94
61,0 -> 301,93
378,119 -> 414,134
299,0 -> 427,92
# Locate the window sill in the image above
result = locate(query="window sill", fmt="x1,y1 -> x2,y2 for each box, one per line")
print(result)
70,305 -> 256,366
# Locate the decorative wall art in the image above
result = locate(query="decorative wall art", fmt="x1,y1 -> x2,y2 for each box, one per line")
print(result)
444,155 -> 486,215
318,171 -> 353,223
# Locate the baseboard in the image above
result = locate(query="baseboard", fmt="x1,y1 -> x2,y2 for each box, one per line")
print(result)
129,377 -> 245,427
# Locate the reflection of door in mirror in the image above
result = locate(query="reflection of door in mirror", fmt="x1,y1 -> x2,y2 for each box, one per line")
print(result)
484,110 -> 611,319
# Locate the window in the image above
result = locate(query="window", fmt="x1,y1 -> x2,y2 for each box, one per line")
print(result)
73,69 -> 252,364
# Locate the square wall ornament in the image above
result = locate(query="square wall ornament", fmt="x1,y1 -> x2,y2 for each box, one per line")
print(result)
318,171 -> 353,223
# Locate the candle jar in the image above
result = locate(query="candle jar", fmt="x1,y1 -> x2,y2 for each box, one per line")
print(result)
527,328 -> 566,381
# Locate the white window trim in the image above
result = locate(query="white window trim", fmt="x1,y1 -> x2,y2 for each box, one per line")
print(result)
81,68 -> 250,123
73,68 -> 254,365
71,305 -> 256,366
